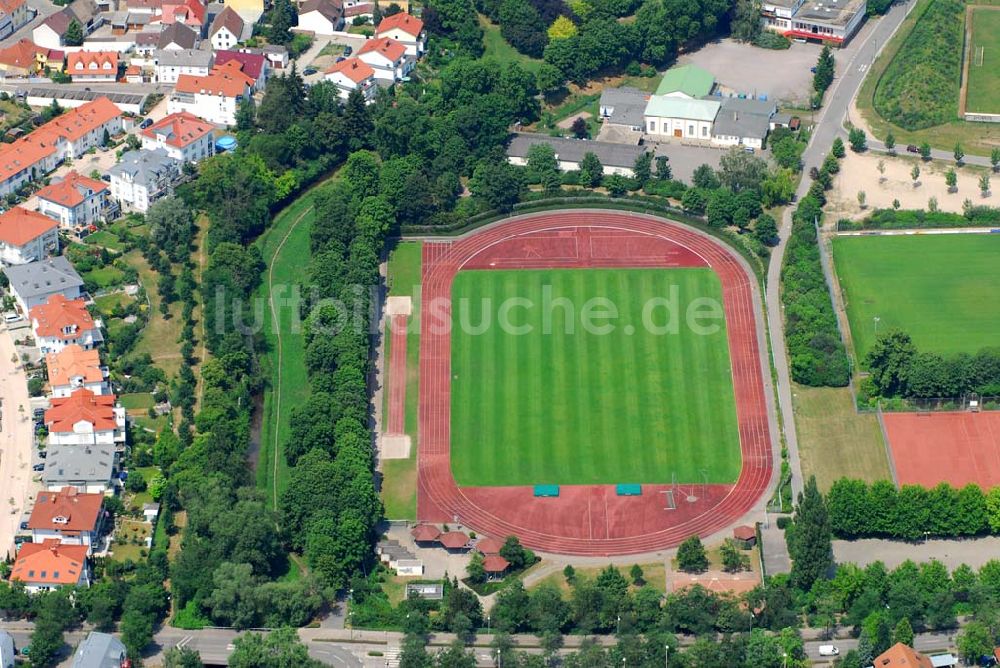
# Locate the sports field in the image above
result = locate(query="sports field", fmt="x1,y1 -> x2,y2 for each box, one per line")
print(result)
833,234 -> 1000,361
966,7 -> 1000,113
449,267 -> 741,487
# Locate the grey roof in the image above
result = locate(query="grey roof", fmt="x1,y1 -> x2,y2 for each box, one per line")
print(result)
715,96 -> 776,116
3,256 -> 84,301
71,633 -> 126,668
600,87 -> 648,127
507,133 -> 647,169
43,445 -> 115,486
153,48 -> 213,68
158,22 -> 197,49
712,107 -> 771,140
771,112 -> 792,125
600,86 -> 647,109
25,87 -> 146,106
108,149 -> 179,187
930,655 -> 957,668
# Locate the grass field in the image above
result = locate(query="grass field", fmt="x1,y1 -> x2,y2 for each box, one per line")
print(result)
127,249 -> 185,378
833,235 -> 1000,360
530,562 -> 667,595
966,7 -> 1000,113
792,384 -> 890,491
480,15 -> 545,75
449,268 -> 741,487
381,241 -> 422,521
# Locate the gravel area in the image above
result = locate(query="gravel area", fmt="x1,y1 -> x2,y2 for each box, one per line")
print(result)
835,536 -> 1000,570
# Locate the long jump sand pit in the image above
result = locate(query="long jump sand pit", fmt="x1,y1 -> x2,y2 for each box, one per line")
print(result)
883,411 -> 1000,488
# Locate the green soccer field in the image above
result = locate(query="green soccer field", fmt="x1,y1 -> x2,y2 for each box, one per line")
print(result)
449,268 -> 742,487
966,8 -> 1000,114
833,234 -> 1000,361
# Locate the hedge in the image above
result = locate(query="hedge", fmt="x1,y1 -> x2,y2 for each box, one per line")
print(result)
838,207 -> 1000,231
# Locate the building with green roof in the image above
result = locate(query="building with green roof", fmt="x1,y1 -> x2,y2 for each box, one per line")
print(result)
655,64 -> 716,99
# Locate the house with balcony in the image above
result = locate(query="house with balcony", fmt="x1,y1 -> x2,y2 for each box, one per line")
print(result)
140,111 -> 215,162
10,540 -> 90,592
27,487 -> 105,554
356,36 -> 412,82
153,48 -> 213,83
168,59 -> 253,125
45,388 -> 126,448
3,256 -> 84,313
324,57 -> 376,102
30,294 -> 104,354
374,12 -> 425,56
0,207 -> 59,265
46,344 -> 110,398
108,148 -> 180,213
35,171 -> 111,230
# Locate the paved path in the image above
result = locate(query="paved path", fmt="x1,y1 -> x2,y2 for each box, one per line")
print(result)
834,536 -> 1000,571
0,325 -> 36,561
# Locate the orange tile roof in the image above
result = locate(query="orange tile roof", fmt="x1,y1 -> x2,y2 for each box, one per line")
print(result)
11,539 -> 88,586
141,111 -> 213,147
29,294 -> 97,341
28,488 -> 104,532
66,51 -> 118,75
0,0 -> 27,16
0,38 -> 41,71
376,12 -> 423,37
35,170 -> 107,208
482,555 -> 509,572
46,344 -> 104,387
124,65 -> 141,75
45,388 -> 118,433
174,62 -> 253,97
0,206 -> 57,246
357,36 -> 405,62
40,97 -> 122,143
873,643 -> 934,668
325,56 -> 374,83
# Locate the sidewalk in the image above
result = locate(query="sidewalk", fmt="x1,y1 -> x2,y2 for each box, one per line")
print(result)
0,325 -> 37,560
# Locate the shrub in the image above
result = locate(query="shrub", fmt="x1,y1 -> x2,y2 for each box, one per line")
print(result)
753,31 -> 791,49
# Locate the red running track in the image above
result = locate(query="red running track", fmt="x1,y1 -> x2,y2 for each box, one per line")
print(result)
386,315 -> 408,435
416,211 -> 774,555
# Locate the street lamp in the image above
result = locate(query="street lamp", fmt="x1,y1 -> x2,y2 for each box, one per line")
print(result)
783,652 -> 788,668
665,645 -> 669,668
617,615 -> 621,635
487,615 -> 491,635
749,611 -> 754,634
496,648 -> 502,668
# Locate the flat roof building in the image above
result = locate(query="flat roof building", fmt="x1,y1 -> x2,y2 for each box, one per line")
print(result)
761,0 -> 866,45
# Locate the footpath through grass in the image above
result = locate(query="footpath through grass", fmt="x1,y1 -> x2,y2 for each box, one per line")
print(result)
450,268 -> 741,487
833,234 -> 1000,360
381,241 -> 422,521
256,194 -> 317,510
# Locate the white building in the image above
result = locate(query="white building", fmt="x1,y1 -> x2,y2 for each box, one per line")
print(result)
0,207 -> 58,265
644,96 -> 720,141
30,294 -> 104,354
168,60 -> 253,126
296,0 -> 343,35
356,36 -> 411,82
42,444 -> 117,495
153,48 -> 214,84
46,344 -> 110,398
209,5 -> 246,49
761,0 -> 867,45
27,487 -> 105,555
374,12 -> 425,56
66,51 -> 118,83
10,540 -> 90,592
710,97 -> 776,150
0,0 -> 34,40
108,149 -> 180,213
506,133 -> 647,177
140,111 -> 215,163
35,171 -> 110,230
324,57 -> 376,102
3,256 -> 84,313
45,388 -> 126,448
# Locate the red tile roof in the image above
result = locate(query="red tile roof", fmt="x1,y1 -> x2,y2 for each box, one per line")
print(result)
357,36 -> 405,62
483,555 -> 510,573
66,51 -> 118,76
174,61 -> 253,96
30,295 -> 97,341
0,206 -> 57,246
46,344 -> 104,387
11,540 -> 88,586
325,56 -> 373,83
344,3 -> 372,16
161,0 -> 205,26
0,38 -> 42,71
873,643 -> 934,668
474,537 -> 502,554
376,12 -> 423,38
410,524 -> 440,542
39,97 -> 122,143
438,531 -> 469,549
733,525 -> 756,541
45,388 -> 118,433
35,170 -> 107,208
141,111 -> 213,147
28,488 -> 104,532
214,49 -> 265,80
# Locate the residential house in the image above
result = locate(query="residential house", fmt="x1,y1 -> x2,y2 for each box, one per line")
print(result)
45,388 -> 126,447
506,133 -> 647,177
108,148 -> 179,212
35,171 -> 111,229
157,21 -> 199,49
223,0 -> 263,24
33,0 -> 102,49
654,64 -> 715,99
10,540 -> 89,592
46,344 -> 110,398
297,0 -> 343,35
168,59 -> 252,125
133,31 -> 160,55
709,96 -> 776,149
160,0 -> 206,29
30,294 -> 104,354
123,0 -> 163,16
259,44 -> 288,70
140,111 -> 215,162
872,643 -> 933,668
324,57 -> 375,102
0,38 -> 46,76
761,0 -> 866,45
123,63 -> 143,82
42,444 -> 117,494
27,487 -> 105,553
643,96 -> 720,141
209,5 -> 245,49
344,2 -> 373,21
213,48 -> 267,91
70,633 -> 127,668
356,36 -> 410,81
3,256 -> 84,313
66,51 -> 118,83
374,12 -> 425,56
152,47 -> 212,83
0,207 -> 59,265
0,0 -> 33,40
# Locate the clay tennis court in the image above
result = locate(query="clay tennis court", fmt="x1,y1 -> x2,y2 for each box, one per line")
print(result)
416,211 -> 776,556
883,411 -> 1000,488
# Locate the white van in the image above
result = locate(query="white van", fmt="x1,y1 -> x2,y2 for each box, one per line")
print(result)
818,645 -> 840,656
3,312 -> 20,324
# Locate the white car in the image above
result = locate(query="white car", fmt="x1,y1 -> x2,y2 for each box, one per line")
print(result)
818,645 -> 840,656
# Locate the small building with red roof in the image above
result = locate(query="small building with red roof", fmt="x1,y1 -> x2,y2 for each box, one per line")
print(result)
732,525 -> 757,549
374,12 -> 425,56
0,38 -> 46,76
46,344 -> 109,398
324,56 -> 376,102
10,539 -> 90,592
168,60 -> 254,126
35,170 -> 110,230
473,536 -> 503,555
30,294 -> 104,354
45,387 -> 125,448
482,555 -> 510,578
357,36 -> 411,82
410,524 -> 441,543
141,111 -> 215,162
0,206 -> 59,265
66,51 -> 118,83
438,531 -> 470,551
160,0 -> 206,28
27,487 -> 106,554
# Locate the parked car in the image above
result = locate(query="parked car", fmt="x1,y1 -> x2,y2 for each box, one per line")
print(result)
810,66 -> 817,73
139,118 -> 153,129
906,144 -> 920,153
101,174 -> 111,182
818,646 -> 840,657
303,66 -> 318,75
343,45 -> 352,55
743,146 -> 755,154
32,463 -> 44,471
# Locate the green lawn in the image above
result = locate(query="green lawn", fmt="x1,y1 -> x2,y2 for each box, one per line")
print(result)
256,193 -> 316,509
120,393 -> 154,411
449,268 -> 741,487
84,266 -> 126,289
480,15 -> 544,75
84,230 -> 125,251
93,292 -> 134,314
833,235 -> 1000,361
381,241 -> 422,521
966,7 -> 1000,113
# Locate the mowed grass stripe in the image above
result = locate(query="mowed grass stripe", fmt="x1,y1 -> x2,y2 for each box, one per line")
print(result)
450,268 -> 741,487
